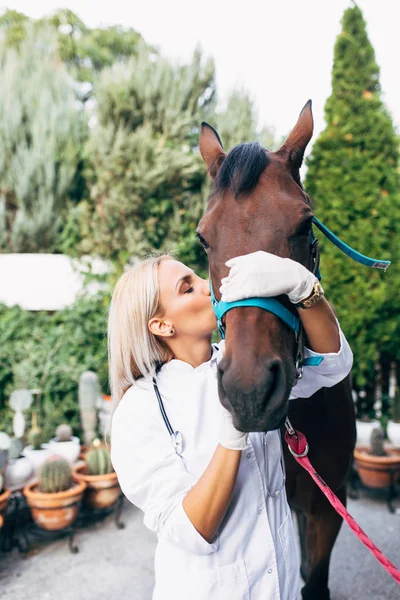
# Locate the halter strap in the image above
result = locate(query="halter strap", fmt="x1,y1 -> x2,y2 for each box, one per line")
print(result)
210,282 -> 300,336
312,217 -> 391,271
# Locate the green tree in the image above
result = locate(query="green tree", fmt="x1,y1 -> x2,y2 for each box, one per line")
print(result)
0,26 -> 88,252
304,4 -> 400,410
0,8 -> 147,84
64,44 -> 216,272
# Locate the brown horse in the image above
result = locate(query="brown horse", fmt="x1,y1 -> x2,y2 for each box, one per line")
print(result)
198,101 -> 356,599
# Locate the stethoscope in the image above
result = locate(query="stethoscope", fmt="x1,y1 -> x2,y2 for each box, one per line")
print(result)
152,344 -> 286,498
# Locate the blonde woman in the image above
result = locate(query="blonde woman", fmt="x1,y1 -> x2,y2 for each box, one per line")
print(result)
109,251 -> 353,600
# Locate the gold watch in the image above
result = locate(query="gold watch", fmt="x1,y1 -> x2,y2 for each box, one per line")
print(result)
295,281 -> 324,309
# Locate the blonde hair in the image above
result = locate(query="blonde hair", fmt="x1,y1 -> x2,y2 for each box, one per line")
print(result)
106,253 -> 174,432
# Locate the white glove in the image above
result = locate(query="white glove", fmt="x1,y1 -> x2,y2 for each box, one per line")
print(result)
218,404 -> 249,451
219,250 -> 318,305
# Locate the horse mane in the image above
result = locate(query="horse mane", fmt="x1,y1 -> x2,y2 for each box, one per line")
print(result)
214,142 -> 269,198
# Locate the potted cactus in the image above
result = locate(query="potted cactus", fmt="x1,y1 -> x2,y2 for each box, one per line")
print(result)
72,440 -> 120,510
48,424 -> 81,464
23,455 -> 86,531
22,426 -> 51,475
354,426 -> 400,488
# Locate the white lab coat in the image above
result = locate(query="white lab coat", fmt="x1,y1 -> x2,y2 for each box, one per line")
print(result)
110,325 -> 353,600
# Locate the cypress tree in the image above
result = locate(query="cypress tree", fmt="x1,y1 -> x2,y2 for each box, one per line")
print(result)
304,4 -> 400,412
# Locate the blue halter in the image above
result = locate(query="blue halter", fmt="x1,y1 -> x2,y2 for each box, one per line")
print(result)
210,216 -> 391,369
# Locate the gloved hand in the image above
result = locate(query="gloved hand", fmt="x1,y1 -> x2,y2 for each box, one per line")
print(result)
219,250 -> 318,305
218,403 -> 249,451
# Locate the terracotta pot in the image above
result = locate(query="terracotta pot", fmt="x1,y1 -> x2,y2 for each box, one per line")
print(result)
354,447 -> 400,489
0,487 -> 11,515
72,463 -> 121,510
23,480 -> 86,531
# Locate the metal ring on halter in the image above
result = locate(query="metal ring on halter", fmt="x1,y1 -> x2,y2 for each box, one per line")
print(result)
295,360 -> 304,380
288,442 -> 309,458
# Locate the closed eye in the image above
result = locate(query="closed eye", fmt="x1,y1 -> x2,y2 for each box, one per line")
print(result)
195,231 -> 210,250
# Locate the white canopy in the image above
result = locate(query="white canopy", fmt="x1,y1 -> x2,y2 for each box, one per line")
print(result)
0,254 -> 111,311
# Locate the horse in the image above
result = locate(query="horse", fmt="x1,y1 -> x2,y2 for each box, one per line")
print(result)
197,100 -> 356,600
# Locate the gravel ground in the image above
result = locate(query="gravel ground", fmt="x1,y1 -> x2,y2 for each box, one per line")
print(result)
0,488 -> 399,600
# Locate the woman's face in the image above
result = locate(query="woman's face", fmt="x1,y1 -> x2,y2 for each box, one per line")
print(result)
157,259 -> 217,337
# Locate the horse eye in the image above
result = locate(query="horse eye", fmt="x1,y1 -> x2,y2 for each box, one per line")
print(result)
196,232 -> 210,249
295,219 -> 313,237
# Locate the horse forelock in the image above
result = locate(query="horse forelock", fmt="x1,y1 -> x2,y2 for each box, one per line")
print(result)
214,142 -> 269,198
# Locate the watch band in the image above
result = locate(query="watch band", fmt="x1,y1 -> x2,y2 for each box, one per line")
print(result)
294,281 -> 325,309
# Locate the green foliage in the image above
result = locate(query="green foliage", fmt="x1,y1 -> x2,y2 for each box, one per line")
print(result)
0,290 -> 110,441
0,8 -> 146,83
0,25 -> 88,252
86,446 -> 113,475
38,455 -> 72,493
65,44 -> 216,271
304,5 -> 400,394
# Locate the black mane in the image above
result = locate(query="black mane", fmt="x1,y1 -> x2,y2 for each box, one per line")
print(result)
214,142 -> 269,198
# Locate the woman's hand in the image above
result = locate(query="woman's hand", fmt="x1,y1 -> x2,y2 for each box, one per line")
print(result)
218,404 -> 248,450
219,250 -> 318,304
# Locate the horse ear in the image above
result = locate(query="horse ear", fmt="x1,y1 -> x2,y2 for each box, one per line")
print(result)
276,100 -> 314,178
199,122 -> 226,179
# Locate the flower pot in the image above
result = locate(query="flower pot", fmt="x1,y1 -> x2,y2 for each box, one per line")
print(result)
387,421 -> 400,448
22,443 -> 51,475
0,487 -> 11,515
72,463 -> 121,510
355,419 -> 380,447
48,436 -> 81,464
5,457 -> 34,490
354,447 -> 400,489
23,479 -> 86,531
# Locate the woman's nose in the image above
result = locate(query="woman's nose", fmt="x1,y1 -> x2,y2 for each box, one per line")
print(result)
204,280 -> 211,296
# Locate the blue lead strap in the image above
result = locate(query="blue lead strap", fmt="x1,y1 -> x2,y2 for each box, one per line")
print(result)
312,217 -> 391,271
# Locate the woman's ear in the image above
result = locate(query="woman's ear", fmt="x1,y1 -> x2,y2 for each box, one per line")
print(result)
148,318 -> 173,338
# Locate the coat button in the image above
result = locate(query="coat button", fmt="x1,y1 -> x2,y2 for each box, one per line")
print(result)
246,452 -> 251,459
268,568 -> 273,574
257,508 -> 262,515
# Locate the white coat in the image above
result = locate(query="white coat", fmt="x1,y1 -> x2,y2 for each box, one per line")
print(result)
110,325 -> 353,600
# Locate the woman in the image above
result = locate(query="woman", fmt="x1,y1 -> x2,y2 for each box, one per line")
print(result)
109,251 -> 353,600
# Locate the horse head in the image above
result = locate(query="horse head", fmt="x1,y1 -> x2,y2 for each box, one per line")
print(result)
198,100 -> 315,432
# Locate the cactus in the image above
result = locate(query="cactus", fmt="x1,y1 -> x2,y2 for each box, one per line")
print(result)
0,472 -> 3,493
28,427 -> 43,450
38,456 -> 72,493
79,371 -> 99,447
55,423 -> 72,442
86,447 -> 113,476
370,427 -> 386,457
8,437 -> 23,460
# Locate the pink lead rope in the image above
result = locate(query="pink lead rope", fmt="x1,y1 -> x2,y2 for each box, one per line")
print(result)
284,418 -> 400,585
